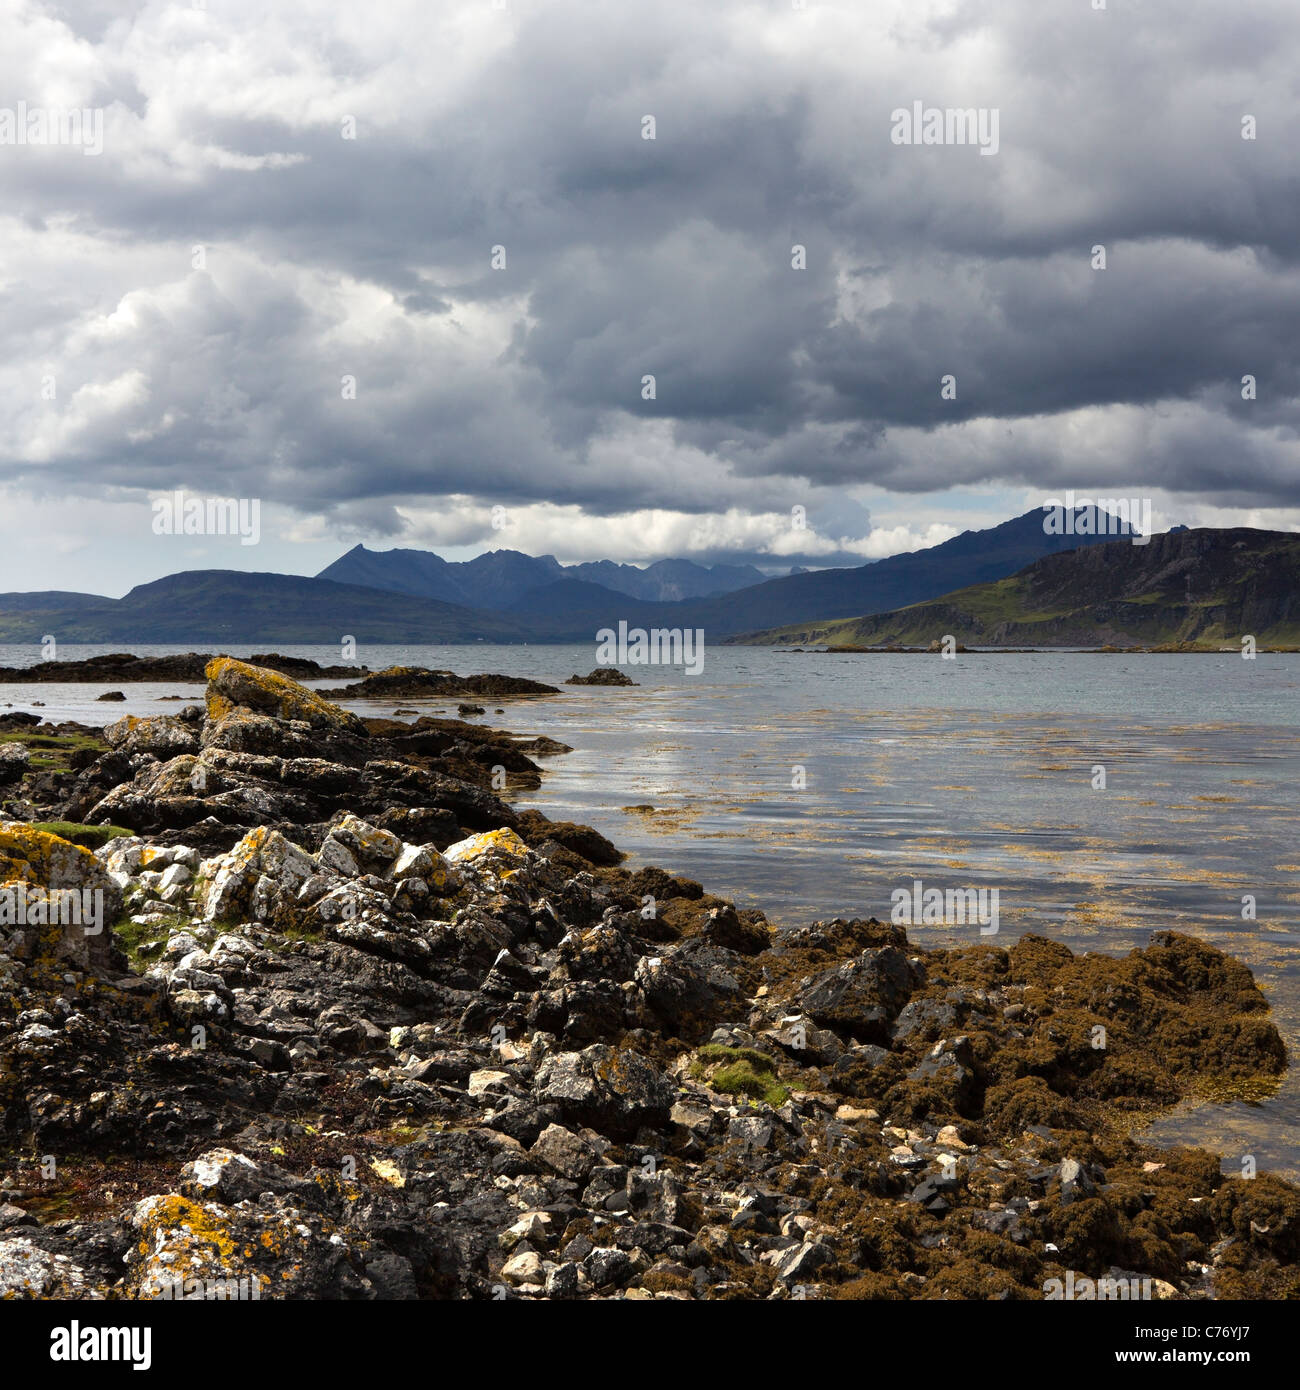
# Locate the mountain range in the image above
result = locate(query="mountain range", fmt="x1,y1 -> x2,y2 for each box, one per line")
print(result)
0,572 -> 532,645
307,508 -> 1138,641
3,508 -> 1276,647
317,546 -> 767,608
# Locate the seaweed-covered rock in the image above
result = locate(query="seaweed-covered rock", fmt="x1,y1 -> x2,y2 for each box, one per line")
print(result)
319,667 -> 558,700
565,669 -> 637,686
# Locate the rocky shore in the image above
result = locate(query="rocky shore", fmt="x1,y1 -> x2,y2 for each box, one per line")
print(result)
0,658 -> 1295,1300
0,653 -> 368,684
317,668 -> 558,700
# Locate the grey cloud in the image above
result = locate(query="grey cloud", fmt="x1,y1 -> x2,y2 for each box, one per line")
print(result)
0,0 -> 1296,573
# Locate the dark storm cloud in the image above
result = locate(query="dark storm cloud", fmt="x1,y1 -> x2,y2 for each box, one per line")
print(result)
0,0 -> 1297,564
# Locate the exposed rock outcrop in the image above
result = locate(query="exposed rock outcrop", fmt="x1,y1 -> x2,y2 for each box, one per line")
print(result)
0,660 -> 1294,1303
319,667 -> 559,700
205,657 -> 369,733
566,670 -> 638,686
0,652 -> 366,683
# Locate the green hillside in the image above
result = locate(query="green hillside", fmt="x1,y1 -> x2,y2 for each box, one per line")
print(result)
737,528 -> 1300,649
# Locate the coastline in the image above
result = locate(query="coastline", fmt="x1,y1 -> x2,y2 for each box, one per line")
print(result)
0,657 -> 1296,1299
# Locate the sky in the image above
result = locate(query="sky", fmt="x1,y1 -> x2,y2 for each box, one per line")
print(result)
1,0 -> 1297,598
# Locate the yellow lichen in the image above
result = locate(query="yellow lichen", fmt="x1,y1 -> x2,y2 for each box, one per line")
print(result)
368,1158 -> 405,1188
135,1194 -> 238,1263
444,828 -> 529,877
0,824 -> 105,895
204,656 -> 361,730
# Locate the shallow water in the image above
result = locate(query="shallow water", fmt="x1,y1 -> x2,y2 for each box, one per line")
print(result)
3,642 -> 1298,1177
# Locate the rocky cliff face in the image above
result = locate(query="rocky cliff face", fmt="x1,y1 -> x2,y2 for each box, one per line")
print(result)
0,661 -> 1295,1299
1011,528 -> 1300,644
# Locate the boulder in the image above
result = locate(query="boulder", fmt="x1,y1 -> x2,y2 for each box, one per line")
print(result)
533,1044 -> 674,1139
127,1190 -> 410,1299
0,823 -> 120,970
530,1123 -> 601,1181
204,657 -> 367,734
179,1148 -> 312,1205
102,714 -> 201,758
795,946 -> 917,1041
0,1236 -> 101,1298
445,827 -> 531,876
0,744 -> 30,785
200,709 -> 326,757
326,812 -> 402,867
198,826 -> 319,924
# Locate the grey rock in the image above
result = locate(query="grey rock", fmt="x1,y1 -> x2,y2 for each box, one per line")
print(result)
531,1123 -> 600,1181
533,1045 -> 673,1140
775,1240 -> 835,1282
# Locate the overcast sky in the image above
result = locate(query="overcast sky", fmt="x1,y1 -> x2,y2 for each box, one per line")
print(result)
1,0 -> 1297,597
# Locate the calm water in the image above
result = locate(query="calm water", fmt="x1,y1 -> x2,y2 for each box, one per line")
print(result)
3,642 -> 1298,1177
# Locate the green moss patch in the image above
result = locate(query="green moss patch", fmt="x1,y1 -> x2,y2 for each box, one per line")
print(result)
28,821 -> 132,850
0,729 -> 107,776
691,1044 -> 790,1108
111,915 -> 176,970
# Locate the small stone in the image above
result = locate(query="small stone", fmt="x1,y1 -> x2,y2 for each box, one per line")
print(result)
468,1069 -> 513,1097
936,1124 -> 970,1151
670,1101 -> 713,1136
501,1250 -> 544,1285
531,1124 -> 599,1182
544,1262 -> 580,1298
1058,1158 -> 1096,1203
499,1212 -> 553,1251
774,1240 -> 835,1282
729,1115 -> 774,1150
584,1247 -> 632,1289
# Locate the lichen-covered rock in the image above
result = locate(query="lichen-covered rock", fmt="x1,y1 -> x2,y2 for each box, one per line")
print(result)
126,1190 -> 412,1300
0,743 -> 30,785
205,657 -> 367,734
327,812 -> 402,866
445,827 -> 530,879
0,1235 -> 103,1299
387,840 -> 457,895
200,708 -> 323,757
0,823 -> 120,970
179,1148 -> 313,1206
102,714 -> 200,758
196,826 -> 319,923
86,755 -> 214,832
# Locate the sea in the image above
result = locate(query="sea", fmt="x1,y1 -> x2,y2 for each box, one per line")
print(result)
2,641 -> 1297,1178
